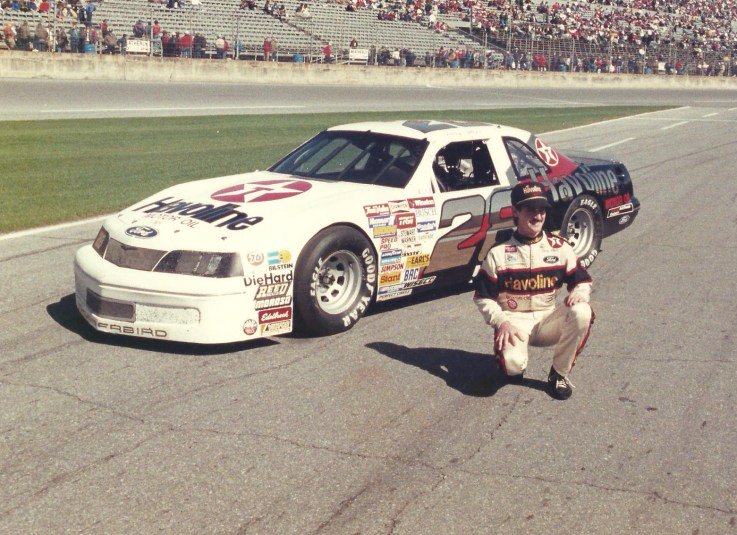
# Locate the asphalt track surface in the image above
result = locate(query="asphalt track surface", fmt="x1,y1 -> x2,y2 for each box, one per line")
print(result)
2,81 -> 737,534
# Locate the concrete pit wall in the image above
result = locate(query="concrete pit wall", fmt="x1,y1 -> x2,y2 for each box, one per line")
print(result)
2,50 -> 737,89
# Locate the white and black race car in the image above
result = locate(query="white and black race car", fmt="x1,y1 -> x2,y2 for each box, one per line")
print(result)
75,120 -> 639,343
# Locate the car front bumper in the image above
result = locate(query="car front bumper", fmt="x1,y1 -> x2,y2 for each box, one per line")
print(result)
74,245 -> 268,344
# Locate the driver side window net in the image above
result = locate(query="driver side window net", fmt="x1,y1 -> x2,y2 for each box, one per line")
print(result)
504,137 -> 549,182
432,140 -> 498,192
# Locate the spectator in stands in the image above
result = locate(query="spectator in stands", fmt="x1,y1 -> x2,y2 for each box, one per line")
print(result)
262,36 -> 273,61
27,0 -> 37,11
180,32 -> 193,57
322,42 -> 332,63
118,33 -> 127,55
277,3 -> 288,19
84,1 -> 95,26
193,33 -> 206,58
55,27 -> 68,52
68,23 -> 80,52
295,3 -> 311,18
350,37 -> 358,48
263,0 -> 274,15
38,0 -> 48,12
152,20 -> 161,38
103,29 -> 117,53
16,20 -> 30,50
3,22 -> 15,50
215,35 -> 226,59
132,20 -> 145,38
33,22 -> 49,51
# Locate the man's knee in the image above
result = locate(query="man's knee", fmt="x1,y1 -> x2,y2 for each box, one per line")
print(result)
499,350 -> 527,375
568,302 -> 592,329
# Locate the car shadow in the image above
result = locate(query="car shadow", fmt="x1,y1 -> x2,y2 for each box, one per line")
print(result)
47,294 -> 278,356
366,341 -> 549,397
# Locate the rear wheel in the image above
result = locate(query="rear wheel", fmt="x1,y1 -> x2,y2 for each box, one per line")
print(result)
560,195 -> 603,268
294,226 -> 376,335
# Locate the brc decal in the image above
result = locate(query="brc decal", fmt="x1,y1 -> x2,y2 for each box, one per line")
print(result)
403,268 -> 421,282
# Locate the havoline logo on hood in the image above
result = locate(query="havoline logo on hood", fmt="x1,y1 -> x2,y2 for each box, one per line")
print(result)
133,197 -> 263,231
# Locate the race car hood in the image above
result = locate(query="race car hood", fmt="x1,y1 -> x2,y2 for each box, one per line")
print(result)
111,171 -> 388,250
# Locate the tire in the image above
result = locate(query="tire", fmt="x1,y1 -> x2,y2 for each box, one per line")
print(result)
293,226 -> 377,335
559,195 -> 604,269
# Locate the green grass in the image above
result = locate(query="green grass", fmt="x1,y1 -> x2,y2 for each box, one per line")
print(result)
0,106 -> 669,233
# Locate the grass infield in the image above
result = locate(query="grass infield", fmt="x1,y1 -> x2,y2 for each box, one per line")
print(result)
0,106 -> 668,233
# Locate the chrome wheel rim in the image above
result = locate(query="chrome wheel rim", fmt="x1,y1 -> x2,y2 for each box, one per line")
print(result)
565,208 -> 595,258
315,250 -> 363,315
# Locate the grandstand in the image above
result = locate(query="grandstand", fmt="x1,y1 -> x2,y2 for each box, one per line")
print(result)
1,0 -> 734,74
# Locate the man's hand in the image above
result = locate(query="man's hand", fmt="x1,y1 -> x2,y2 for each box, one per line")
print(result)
495,321 -> 526,352
564,293 -> 586,307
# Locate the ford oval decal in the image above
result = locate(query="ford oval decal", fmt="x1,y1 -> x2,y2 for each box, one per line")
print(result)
125,226 -> 158,238
618,215 -> 631,225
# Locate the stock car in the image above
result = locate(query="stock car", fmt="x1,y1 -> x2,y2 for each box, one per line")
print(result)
74,120 -> 639,343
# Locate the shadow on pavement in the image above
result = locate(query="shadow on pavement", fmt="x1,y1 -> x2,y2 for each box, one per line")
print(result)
47,293 -> 278,356
366,341 -> 549,397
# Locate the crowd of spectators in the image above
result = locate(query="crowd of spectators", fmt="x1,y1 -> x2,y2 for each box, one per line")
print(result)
2,0 -> 736,73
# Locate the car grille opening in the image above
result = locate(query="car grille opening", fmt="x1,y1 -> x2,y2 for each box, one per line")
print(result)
87,290 -> 135,321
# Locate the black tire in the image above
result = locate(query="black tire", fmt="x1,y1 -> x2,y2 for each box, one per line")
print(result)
559,195 -> 604,269
293,226 -> 377,335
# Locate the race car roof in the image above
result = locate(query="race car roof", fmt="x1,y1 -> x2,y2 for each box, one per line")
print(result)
327,120 -> 531,142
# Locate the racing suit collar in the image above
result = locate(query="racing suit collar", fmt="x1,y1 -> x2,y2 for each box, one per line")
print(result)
513,230 -> 544,245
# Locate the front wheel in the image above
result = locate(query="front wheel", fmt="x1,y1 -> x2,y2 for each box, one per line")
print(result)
560,195 -> 603,269
294,226 -> 377,335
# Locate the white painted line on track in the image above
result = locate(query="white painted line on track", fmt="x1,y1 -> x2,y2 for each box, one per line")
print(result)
589,138 -> 636,152
661,121 -> 689,130
0,215 -> 107,242
542,106 -> 690,136
702,112 -> 718,118
730,107 -> 737,112
35,105 -> 306,114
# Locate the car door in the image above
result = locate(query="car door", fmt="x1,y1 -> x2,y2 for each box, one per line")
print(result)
423,139 -> 515,282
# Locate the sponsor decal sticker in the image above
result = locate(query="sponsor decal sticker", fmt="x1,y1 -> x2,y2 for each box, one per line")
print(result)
267,249 -> 292,266
258,307 -> 292,324
388,200 -> 410,213
543,255 -> 559,264
405,254 -> 430,268
395,213 -> 416,229
379,271 -> 402,285
604,193 -> 632,211
607,202 -> 634,218
211,179 -> 311,203
507,298 -> 518,310
618,215 -> 631,225
368,215 -> 391,228
535,139 -> 559,167
380,249 -> 402,264
254,282 -> 290,299
364,203 -> 390,217
379,236 -> 399,249
408,197 -> 435,209
254,296 -> 292,310
402,276 -> 436,289
244,272 -> 293,287
373,225 -> 397,238
260,319 -> 292,335
125,226 -> 158,239
505,246 -> 517,253
416,221 -> 436,233
403,267 -> 422,282
246,251 -> 264,266
376,289 -> 412,302
381,263 -> 404,273
243,319 -> 258,336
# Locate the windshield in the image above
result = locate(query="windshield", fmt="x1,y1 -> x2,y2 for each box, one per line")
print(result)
270,131 -> 427,188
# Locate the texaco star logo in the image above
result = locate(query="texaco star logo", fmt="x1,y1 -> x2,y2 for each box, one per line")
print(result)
211,179 -> 312,203
535,139 -> 559,167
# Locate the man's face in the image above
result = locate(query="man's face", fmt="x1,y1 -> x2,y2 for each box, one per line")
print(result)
514,205 -> 546,238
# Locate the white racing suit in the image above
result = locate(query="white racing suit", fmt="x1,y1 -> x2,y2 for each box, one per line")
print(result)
473,231 -> 594,378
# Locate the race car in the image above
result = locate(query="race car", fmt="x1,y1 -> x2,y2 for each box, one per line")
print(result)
74,120 -> 639,343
